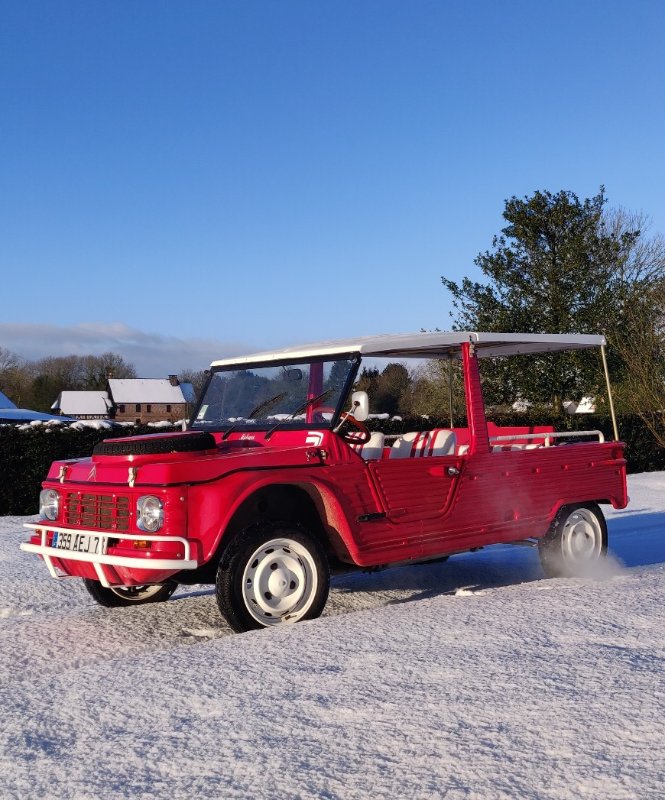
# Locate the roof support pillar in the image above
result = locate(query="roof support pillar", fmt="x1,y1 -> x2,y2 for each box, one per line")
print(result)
462,341 -> 489,454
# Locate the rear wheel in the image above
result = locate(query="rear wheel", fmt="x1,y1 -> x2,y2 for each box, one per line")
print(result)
83,579 -> 178,607
216,522 -> 329,632
538,503 -> 607,578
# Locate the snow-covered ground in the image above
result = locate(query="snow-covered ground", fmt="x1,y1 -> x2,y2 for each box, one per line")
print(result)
1,474 -> 664,800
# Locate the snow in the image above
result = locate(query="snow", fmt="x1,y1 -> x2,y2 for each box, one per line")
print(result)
108,378 -> 191,404
68,419 -> 118,431
1,474 -> 664,799
52,390 -> 111,416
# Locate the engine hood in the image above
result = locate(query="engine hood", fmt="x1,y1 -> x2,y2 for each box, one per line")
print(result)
44,430 -> 330,487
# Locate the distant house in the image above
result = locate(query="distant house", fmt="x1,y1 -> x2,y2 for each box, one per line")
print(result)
51,391 -> 112,420
108,376 -> 195,424
564,396 -> 597,414
50,376 -> 196,425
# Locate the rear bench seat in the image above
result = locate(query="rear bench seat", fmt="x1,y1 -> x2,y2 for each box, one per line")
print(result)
491,443 -> 540,452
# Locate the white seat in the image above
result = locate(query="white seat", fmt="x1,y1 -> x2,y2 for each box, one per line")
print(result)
348,431 -> 386,460
390,429 -> 457,458
427,429 -> 457,456
359,431 -> 385,460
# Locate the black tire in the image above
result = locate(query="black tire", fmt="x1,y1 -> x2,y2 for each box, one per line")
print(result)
216,521 -> 330,633
83,578 -> 178,607
93,432 -> 215,457
538,503 -> 608,578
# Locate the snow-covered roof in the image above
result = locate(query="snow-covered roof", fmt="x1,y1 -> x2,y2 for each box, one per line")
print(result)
52,391 -> 111,416
0,390 -> 17,409
0,408 -> 75,423
210,331 -> 607,367
108,379 -> 192,404
565,396 -> 597,414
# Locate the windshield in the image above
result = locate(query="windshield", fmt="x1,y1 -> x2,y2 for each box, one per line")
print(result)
192,357 -> 357,432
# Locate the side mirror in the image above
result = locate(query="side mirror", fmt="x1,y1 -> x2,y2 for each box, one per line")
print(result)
350,391 -> 369,422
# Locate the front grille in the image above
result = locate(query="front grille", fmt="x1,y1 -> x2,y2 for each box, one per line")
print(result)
65,493 -> 130,531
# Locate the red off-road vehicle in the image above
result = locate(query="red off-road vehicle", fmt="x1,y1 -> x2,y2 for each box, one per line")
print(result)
22,332 -> 627,632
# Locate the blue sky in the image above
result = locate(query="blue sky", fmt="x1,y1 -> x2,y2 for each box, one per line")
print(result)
2,0 -> 665,376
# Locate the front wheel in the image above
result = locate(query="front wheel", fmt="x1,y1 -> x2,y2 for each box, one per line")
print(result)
538,503 -> 608,578
83,579 -> 178,607
216,522 -> 330,632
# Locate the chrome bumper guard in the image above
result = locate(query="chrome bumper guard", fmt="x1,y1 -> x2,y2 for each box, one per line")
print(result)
21,523 -> 198,588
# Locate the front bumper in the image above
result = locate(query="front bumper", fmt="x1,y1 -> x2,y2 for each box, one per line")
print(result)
21,523 -> 198,588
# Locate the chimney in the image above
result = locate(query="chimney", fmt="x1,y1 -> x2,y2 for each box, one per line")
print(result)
168,374 -> 179,386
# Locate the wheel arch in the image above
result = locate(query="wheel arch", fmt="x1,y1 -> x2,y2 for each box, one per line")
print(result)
538,500 -> 608,578
192,479 -> 356,583
542,498 -> 609,538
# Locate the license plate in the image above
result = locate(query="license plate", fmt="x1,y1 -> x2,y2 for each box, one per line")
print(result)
51,531 -> 107,555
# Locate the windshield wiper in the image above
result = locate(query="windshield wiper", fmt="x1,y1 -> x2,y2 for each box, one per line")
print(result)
221,392 -> 288,441
264,388 -> 335,440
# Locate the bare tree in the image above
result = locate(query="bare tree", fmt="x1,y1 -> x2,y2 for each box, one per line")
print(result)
601,208 -> 665,286
612,280 -> 665,447
0,346 -> 20,373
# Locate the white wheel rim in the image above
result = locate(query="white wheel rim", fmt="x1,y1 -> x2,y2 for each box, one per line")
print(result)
109,585 -> 166,602
560,508 -> 603,565
241,537 -> 319,626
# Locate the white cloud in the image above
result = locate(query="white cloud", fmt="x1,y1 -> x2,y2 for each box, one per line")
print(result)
0,322 -> 252,377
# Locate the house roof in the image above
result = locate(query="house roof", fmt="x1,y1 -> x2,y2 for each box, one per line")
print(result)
0,388 -> 75,422
0,390 -> 17,408
0,408 -> 75,424
108,379 -> 192,404
52,391 -> 111,416
210,331 -> 607,367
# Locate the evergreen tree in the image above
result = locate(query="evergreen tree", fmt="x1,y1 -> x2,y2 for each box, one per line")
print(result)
441,188 -> 653,412
374,363 -> 412,415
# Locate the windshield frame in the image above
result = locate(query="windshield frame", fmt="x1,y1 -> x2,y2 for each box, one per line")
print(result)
189,352 -> 361,434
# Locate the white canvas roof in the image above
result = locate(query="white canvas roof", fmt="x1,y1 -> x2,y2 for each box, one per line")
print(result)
108,379 -> 190,404
210,331 -> 607,368
52,391 -> 111,416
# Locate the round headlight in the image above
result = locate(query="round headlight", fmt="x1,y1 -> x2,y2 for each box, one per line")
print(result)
39,489 -> 60,521
136,495 -> 164,532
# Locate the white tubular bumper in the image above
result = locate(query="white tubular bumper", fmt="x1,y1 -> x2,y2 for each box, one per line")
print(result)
21,523 -> 198,588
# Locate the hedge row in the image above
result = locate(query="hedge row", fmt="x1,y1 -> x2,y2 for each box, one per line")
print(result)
0,424 -> 179,516
364,412 -> 664,474
1,415 -> 663,516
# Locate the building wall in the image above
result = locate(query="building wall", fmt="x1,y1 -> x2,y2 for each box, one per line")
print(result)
113,402 -> 189,424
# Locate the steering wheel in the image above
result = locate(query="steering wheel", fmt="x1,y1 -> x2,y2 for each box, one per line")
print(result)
336,412 -> 371,445
311,404 -> 336,424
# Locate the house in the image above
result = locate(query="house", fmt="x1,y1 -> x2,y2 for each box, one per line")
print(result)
51,391 -> 112,420
564,396 -> 597,414
49,376 -> 196,425
107,376 -> 195,424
